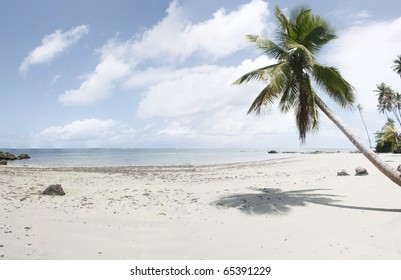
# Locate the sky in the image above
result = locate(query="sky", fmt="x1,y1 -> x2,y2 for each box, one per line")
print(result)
1,0 -> 401,150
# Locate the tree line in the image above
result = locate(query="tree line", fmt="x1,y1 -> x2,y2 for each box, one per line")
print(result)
372,55 -> 401,153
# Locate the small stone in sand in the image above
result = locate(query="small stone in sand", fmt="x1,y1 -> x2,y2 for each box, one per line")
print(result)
355,167 -> 368,176
337,170 -> 350,176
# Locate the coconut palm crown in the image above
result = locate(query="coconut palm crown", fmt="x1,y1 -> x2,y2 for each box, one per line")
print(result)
234,5 -> 355,142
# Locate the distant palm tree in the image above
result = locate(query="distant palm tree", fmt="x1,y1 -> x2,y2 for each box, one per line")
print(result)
375,82 -> 401,126
234,5 -> 401,187
393,55 -> 401,77
356,104 -> 372,148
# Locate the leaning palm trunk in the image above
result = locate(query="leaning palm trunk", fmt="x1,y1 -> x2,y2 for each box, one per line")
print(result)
315,95 -> 401,186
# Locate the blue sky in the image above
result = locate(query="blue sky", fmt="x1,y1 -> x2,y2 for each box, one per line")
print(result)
1,0 -> 401,149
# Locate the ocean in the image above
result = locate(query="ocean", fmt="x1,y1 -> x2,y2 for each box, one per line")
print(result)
1,148 -> 296,167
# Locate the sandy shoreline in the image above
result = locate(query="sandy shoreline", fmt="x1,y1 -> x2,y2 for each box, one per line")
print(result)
1,152 -> 401,259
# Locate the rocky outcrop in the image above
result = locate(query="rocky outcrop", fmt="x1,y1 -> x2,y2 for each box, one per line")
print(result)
0,160 -> 7,165
397,164 -> 401,173
17,153 -> 31,160
355,167 -> 368,176
0,152 -> 17,160
0,151 -> 31,162
42,184 -> 65,196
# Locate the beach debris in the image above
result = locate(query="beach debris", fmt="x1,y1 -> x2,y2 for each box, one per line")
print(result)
337,169 -> 350,176
355,167 -> 368,176
397,164 -> 401,173
42,184 -> 66,196
0,160 -> 7,165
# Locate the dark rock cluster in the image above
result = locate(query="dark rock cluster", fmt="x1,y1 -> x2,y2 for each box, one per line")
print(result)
0,151 -> 31,165
337,167 -> 369,176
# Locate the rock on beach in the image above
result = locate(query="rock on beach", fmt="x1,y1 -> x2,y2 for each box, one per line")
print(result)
17,153 -> 31,160
355,167 -> 368,176
337,169 -> 349,176
0,152 -> 17,160
42,184 -> 66,196
0,151 -> 31,163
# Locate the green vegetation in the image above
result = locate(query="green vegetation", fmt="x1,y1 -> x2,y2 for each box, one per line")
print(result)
374,56 -> 401,153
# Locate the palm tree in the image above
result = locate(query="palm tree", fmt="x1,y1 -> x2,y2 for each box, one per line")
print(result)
356,104 -> 372,148
393,55 -> 401,77
375,82 -> 401,126
234,5 -> 401,187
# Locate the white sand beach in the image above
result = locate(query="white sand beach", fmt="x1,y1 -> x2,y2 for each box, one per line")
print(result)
1,152 -> 401,260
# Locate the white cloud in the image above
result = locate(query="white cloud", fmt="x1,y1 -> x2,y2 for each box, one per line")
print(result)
58,41 -> 131,105
33,119 -> 136,147
131,54 -> 301,148
131,0 -> 268,62
59,0 -> 268,105
157,121 -> 195,136
19,25 -> 89,74
136,56 -> 272,118
323,17 -> 401,113
140,107 -> 297,148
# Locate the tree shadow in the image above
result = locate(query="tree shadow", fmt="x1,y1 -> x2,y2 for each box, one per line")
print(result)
212,187 -> 401,215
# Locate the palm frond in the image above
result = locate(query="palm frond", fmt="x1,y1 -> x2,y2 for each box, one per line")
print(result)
278,66 -> 298,112
232,63 -> 282,85
247,63 -> 290,114
247,84 -> 280,115
246,35 -> 286,60
274,6 -> 293,47
302,23 -> 336,53
312,64 -> 355,107
292,6 -> 312,38
293,6 -> 312,27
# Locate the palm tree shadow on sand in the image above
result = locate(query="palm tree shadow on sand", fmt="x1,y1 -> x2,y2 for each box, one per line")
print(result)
212,188 -> 401,215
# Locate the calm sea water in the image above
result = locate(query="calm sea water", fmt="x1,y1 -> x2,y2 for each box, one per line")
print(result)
2,148 -> 297,167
